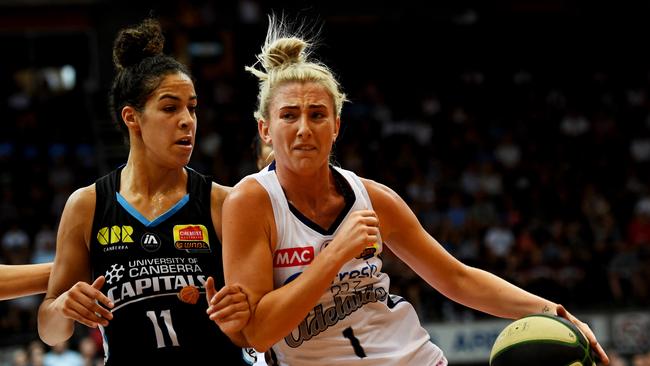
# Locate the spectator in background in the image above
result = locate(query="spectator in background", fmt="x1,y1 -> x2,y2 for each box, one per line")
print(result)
608,196 -> 650,305
31,223 -> 56,264
0,188 -> 20,223
43,340 -> 83,366
1,221 -> 30,264
78,336 -> 101,366
632,351 -> 650,366
484,218 -> 516,269
10,348 -> 29,366
28,340 -> 46,366
628,197 -> 650,247
606,349 -> 629,366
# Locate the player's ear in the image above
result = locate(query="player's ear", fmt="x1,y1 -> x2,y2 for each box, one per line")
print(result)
333,116 -> 340,141
259,119 -> 272,145
122,106 -> 140,133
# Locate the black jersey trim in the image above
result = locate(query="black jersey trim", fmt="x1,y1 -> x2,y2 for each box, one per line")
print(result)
387,294 -> 406,309
116,192 -> 190,228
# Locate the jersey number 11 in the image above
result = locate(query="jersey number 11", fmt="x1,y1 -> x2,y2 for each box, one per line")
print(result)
146,309 -> 180,348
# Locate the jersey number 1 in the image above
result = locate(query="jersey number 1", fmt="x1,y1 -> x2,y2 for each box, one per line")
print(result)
343,326 -> 366,358
146,310 -> 180,348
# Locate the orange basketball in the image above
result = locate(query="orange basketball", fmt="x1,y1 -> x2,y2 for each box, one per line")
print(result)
177,285 -> 200,304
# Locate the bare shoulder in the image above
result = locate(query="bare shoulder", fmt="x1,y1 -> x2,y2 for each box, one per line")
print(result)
222,177 -> 274,243
360,177 -> 421,244
58,184 -> 97,246
225,177 -> 269,206
360,177 -> 402,207
65,184 -> 97,214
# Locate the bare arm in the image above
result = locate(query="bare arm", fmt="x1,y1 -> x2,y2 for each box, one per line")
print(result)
37,185 -> 113,346
222,179 -> 378,352
365,179 -> 555,317
364,178 -> 609,364
206,183 -> 251,346
0,263 -> 52,301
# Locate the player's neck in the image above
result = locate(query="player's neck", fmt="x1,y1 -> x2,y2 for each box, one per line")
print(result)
277,164 -> 339,213
121,158 -> 187,199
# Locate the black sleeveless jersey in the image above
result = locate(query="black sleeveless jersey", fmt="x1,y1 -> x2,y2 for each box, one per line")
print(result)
90,167 -> 246,365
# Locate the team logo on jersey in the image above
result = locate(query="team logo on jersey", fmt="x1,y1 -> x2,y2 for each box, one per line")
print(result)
104,264 -> 125,285
285,285 -> 388,348
140,232 -> 161,252
274,247 -> 314,267
103,257 -> 207,309
356,242 -> 378,260
173,225 -> 210,253
96,225 -> 134,252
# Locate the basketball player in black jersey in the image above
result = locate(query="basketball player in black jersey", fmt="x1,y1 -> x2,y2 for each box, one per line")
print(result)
37,18 -> 250,365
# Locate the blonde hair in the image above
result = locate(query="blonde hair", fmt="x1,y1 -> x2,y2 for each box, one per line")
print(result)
246,14 -> 347,122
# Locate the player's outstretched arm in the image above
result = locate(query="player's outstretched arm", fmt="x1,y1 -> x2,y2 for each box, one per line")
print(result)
38,186 -> 114,346
364,178 -> 609,364
0,263 -> 52,301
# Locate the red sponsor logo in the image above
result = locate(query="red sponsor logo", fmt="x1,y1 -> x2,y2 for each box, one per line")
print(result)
179,226 -> 204,241
274,247 -> 314,267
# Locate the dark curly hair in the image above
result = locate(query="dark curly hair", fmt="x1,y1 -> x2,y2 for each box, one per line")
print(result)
108,18 -> 192,140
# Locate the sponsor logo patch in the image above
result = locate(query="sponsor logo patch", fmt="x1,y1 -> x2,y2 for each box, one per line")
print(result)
274,247 -> 314,268
141,232 -> 161,252
96,225 -> 134,252
173,225 -> 210,253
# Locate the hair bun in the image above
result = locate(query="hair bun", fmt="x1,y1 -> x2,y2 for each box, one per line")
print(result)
112,18 -> 165,70
261,37 -> 307,71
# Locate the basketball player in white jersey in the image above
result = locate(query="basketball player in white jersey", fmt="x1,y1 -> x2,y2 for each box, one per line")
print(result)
214,15 -> 609,366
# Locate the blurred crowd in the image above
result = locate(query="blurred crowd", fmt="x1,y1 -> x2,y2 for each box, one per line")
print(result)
1,1 -> 650,364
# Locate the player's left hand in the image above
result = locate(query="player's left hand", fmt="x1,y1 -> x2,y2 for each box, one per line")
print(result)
205,277 -> 251,335
556,304 -> 609,365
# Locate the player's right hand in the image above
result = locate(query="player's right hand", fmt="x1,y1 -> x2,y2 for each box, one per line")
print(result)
51,276 -> 114,328
329,210 -> 379,260
206,277 -> 250,335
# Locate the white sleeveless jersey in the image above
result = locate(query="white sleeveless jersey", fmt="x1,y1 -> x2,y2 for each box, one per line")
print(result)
249,164 -> 445,366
